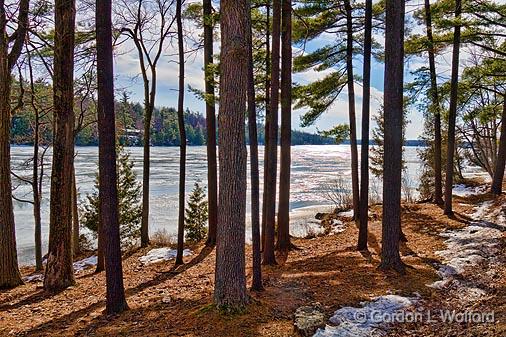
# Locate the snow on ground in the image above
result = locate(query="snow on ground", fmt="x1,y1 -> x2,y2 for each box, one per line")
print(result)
73,256 -> 98,272
139,248 -> 192,265
23,256 -> 99,283
452,184 -> 488,197
428,200 -> 505,300
313,295 -> 419,337
330,219 -> 346,235
315,184 -> 504,336
289,219 -> 327,238
22,273 -> 44,283
337,209 -> 354,218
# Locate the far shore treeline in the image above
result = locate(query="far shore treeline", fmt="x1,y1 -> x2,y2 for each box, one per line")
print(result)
10,94 -> 425,147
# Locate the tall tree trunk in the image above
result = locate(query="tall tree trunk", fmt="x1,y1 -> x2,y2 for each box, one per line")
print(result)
96,0 -> 129,314
491,97 -> 506,195
262,0 -> 280,266
444,0 -> 462,216
141,110 -> 151,247
379,0 -> 405,273
72,164 -> 80,256
262,2 -> 271,249
96,183 -> 105,273
44,0 -> 76,291
29,54 -> 43,271
203,0 -> 218,247
357,0 -> 372,251
214,0 -> 249,310
247,7 -> 263,291
344,0 -> 360,220
0,4 -> 21,289
424,0 -> 443,205
175,0 -> 187,266
276,0 -> 292,252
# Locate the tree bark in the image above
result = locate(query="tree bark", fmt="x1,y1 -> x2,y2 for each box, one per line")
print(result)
276,0 -> 292,252
44,0 -> 76,291
424,0 -> 443,205
214,0 -> 249,310
344,0 -> 360,221
248,6 -> 263,291
96,0 -> 129,314
379,0 -> 405,273
0,5 -> 19,289
72,164 -> 80,256
261,2 -> 271,250
357,0 -> 372,251
175,0 -> 187,266
491,97 -> 506,195
141,106 -> 152,247
28,53 -> 43,271
262,0 -> 280,266
444,0 -> 462,216
203,0 -> 218,247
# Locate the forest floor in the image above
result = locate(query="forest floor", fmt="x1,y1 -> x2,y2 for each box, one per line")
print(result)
0,180 -> 504,337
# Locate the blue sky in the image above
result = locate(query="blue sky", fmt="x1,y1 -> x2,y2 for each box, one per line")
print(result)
112,2 -> 460,140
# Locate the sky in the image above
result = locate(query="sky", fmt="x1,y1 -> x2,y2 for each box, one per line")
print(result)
111,0 -> 479,140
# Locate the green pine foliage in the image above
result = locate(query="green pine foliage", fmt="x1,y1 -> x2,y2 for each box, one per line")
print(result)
370,105 -> 409,178
184,182 -> 208,242
80,146 -> 142,251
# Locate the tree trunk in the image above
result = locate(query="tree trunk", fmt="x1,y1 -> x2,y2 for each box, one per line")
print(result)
344,0 -> 360,221
444,0 -> 462,216
96,197 -> 105,273
203,0 -> 218,247
96,0 -> 129,314
141,114 -> 151,246
261,2 -> 271,250
175,0 -> 187,266
0,5 -> 22,288
214,0 -> 249,310
30,57 -> 43,271
357,0 -> 372,251
72,164 -> 80,256
44,0 -> 76,291
247,3 -> 263,292
276,0 -> 292,252
379,0 -> 405,273
262,0 -> 280,266
491,97 -> 506,195
424,0 -> 443,205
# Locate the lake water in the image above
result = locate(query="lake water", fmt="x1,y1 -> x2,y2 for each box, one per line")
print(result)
11,145 -> 423,265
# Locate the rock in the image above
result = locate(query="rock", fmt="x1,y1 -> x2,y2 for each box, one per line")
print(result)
294,303 -> 326,337
315,213 -> 325,220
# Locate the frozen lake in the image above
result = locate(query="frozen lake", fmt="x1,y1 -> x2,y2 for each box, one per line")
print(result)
11,145 -> 424,265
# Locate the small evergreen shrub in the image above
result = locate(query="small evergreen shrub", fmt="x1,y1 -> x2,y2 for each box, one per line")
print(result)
185,182 -> 208,242
80,146 -> 142,252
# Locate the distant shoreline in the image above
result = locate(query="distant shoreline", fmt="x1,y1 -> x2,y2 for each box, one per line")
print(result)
11,140 -> 427,147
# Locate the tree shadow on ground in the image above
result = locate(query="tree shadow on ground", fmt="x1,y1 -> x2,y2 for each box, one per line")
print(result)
14,246 -> 214,336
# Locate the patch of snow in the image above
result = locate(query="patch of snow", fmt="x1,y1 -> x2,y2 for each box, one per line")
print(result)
139,248 -> 192,265
73,256 -> 98,272
337,209 -> 354,217
23,255 -> 99,282
452,184 -> 487,197
313,295 -> 418,337
428,200 -> 504,299
23,273 -> 44,283
330,219 -> 346,235
290,220 -> 326,238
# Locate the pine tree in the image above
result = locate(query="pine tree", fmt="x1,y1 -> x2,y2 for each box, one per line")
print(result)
81,147 -> 142,251
185,183 -> 209,242
370,106 -> 409,178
